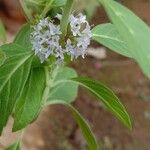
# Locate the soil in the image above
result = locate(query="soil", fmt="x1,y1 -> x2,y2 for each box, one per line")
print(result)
0,0 -> 150,150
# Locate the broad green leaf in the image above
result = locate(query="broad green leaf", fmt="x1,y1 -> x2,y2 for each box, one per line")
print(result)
48,100 -> 99,150
5,141 -> 21,150
13,67 -> 46,131
99,0 -> 150,78
0,43 -> 33,92
14,24 -> 32,49
0,43 -> 33,134
0,50 -> 6,66
0,20 -> 6,42
71,77 -> 132,129
48,67 -> 78,103
92,23 -> 131,57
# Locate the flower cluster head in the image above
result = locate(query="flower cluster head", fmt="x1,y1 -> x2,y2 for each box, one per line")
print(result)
30,13 -> 92,64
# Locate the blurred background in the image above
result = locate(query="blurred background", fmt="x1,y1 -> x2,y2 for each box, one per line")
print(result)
0,0 -> 150,150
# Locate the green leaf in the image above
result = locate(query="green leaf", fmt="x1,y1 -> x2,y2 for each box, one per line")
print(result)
99,0 -> 150,78
92,23 -> 131,57
52,0 -> 67,7
47,76 -> 132,129
71,77 -> 132,129
13,67 -> 46,131
48,67 -> 78,103
0,49 -> 6,66
0,43 -> 33,134
14,23 -> 41,67
14,24 -> 32,49
0,43 -> 33,92
5,141 -> 21,150
0,20 -> 6,42
48,100 -> 99,150
24,0 -> 45,14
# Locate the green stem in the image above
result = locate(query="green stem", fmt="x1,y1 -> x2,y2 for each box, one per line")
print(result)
19,0 -> 32,21
41,0 -> 54,18
42,67 -> 51,104
60,0 -> 74,37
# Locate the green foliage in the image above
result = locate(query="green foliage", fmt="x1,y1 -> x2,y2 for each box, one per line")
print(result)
52,0 -> 67,7
98,0 -> 150,78
1,0 -> 145,149
13,67 -> 46,131
0,50 -> 6,66
14,24 -> 32,49
71,78 -> 132,129
5,141 -> 21,150
48,101 -> 99,150
24,0 -> 66,15
0,20 -> 6,43
0,44 -> 33,134
48,67 -> 78,103
48,74 -> 132,129
92,23 -> 131,57
14,23 -> 41,67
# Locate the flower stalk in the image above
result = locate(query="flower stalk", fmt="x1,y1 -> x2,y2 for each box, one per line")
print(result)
60,0 -> 75,37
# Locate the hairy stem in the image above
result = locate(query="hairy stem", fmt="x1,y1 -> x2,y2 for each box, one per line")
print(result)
42,67 -> 51,104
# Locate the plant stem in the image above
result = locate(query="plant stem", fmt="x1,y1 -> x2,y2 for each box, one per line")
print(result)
19,0 -> 32,21
60,0 -> 74,37
42,65 -> 61,105
41,0 -> 54,18
42,67 -> 51,105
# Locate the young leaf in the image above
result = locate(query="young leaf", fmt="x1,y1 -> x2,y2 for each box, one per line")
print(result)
14,24 -> 32,49
92,23 -> 131,57
13,67 -> 46,131
0,20 -> 6,43
48,67 -> 78,103
52,0 -> 67,7
71,77 -> 132,129
48,100 -> 99,150
5,141 -> 21,150
99,0 -> 150,78
0,43 -> 33,134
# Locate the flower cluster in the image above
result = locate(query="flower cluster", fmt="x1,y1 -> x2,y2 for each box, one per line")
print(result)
30,18 -> 63,63
30,13 -> 92,63
66,14 -> 92,60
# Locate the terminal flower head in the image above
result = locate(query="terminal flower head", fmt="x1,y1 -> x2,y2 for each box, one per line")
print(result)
30,14 -> 92,64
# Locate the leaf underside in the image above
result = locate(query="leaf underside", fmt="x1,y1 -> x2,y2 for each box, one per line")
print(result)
99,0 -> 150,78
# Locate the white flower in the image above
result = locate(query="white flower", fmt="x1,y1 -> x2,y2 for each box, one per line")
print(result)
31,13 -> 92,64
30,18 -> 63,63
69,13 -> 87,36
67,13 -> 92,59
